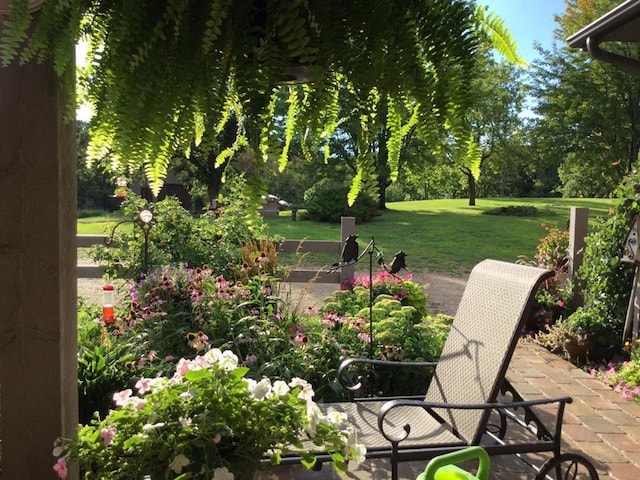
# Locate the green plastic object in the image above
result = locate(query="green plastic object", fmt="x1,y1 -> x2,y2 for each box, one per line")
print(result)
416,447 -> 490,480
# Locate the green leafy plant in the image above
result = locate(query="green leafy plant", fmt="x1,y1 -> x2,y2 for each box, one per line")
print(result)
570,170 -> 640,347
54,349 -> 366,479
483,205 -> 538,216
302,178 -> 378,223
92,176 -> 267,278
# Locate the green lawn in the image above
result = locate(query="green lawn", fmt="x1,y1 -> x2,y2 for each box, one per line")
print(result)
264,198 -> 613,275
77,197 -> 614,276
77,212 -> 130,235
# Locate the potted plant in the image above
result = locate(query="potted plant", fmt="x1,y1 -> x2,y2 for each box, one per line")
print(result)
53,348 -> 366,479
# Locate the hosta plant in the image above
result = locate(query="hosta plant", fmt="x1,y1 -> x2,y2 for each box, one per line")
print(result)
53,348 -> 365,479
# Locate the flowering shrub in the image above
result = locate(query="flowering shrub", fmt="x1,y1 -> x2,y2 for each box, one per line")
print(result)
340,271 -> 428,319
518,223 -> 575,336
78,265 -> 445,428
321,272 -> 447,396
55,348 -> 366,479
590,339 -> 640,404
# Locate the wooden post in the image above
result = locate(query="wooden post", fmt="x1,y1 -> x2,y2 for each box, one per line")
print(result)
568,207 -> 589,306
340,217 -> 356,285
0,11 -> 78,479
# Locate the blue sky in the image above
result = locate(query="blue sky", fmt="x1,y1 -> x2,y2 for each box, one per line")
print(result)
480,0 -> 568,64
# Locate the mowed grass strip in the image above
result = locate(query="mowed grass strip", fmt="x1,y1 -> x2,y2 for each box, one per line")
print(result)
265,198 -> 613,275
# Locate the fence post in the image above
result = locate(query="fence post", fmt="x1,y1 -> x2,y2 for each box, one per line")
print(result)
568,207 -> 589,306
340,217 -> 356,285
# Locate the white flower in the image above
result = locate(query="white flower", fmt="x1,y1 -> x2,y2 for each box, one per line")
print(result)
352,443 -> 367,464
179,389 -> 196,400
339,425 -> 366,463
202,348 -> 238,370
142,422 -> 165,431
272,380 -> 290,396
212,466 -> 234,480
179,416 -> 192,429
248,377 -> 272,400
325,408 -> 348,426
148,377 -> 168,392
289,377 -> 315,401
306,402 -> 322,437
169,453 -> 190,474
52,445 -> 66,457
112,389 -> 133,406
129,396 -> 147,411
203,348 -> 223,364
219,350 -> 239,370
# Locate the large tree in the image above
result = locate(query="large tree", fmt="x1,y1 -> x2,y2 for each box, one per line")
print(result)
1,0 -> 521,205
460,51 -> 526,205
529,0 -> 640,197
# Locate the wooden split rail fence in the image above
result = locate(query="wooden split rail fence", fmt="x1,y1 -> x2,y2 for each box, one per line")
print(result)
77,217 -> 357,284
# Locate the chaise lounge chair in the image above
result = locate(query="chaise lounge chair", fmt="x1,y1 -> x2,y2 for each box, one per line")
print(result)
283,259 -> 600,480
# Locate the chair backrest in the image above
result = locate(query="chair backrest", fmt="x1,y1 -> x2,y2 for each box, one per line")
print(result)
424,259 -> 553,443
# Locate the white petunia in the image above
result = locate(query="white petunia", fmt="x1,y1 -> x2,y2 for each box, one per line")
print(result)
306,402 -> 322,437
212,466 -> 234,480
219,350 -> 239,370
352,443 -> 367,464
272,380 -> 290,396
325,408 -> 348,426
142,422 -> 166,431
169,453 -> 190,474
203,348 -> 223,364
135,377 -> 152,394
290,377 -> 314,401
248,377 -> 272,400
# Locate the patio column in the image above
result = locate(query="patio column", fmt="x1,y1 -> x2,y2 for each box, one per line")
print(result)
0,10 -> 78,479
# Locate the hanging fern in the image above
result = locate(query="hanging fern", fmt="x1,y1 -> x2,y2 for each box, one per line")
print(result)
0,0 -> 521,200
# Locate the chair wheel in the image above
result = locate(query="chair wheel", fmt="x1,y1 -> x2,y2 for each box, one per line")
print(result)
535,453 -> 599,480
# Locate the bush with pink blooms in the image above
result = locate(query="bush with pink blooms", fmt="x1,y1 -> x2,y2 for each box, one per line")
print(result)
77,265 -> 446,424
590,339 -> 640,404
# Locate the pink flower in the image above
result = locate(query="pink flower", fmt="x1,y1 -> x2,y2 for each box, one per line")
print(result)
244,353 -> 258,365
135,377 -> 152,394
175,358 -> 195,377
357,332 -> 371,343
187,331 -> 209,351
112,389 -> 132,406
100,427 -> 117,446
53,458 -> 68,478
294,332 -> 308,344
557,300 -> 566,308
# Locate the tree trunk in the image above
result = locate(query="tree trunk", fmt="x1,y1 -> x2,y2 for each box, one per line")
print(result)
461,166 -> 476,206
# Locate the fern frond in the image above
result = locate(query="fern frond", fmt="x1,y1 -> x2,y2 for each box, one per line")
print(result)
475,5 -> 527,67
387,97 -> 420,182
278,86 -> 299,171
0,0 -> 31,67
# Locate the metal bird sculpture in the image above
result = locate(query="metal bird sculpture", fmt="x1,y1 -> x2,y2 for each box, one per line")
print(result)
386,251 -> 408,276
330,234 -> 359,271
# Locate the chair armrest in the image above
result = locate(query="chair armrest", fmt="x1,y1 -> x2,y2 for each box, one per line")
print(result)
377,396 -> 573,442
337,357 -> 438,395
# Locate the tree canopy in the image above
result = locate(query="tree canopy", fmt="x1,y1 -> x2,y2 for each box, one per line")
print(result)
1,0 -> 521,201
528,0 -> 640,197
